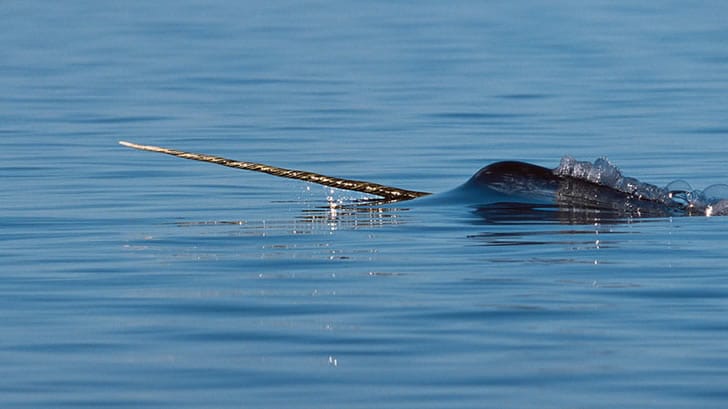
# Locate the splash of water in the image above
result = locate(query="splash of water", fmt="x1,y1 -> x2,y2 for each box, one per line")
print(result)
554,156 -> 728,216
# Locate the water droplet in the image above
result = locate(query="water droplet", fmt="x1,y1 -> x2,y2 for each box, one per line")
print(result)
666,180 -> 693,194
703,184 -> 728,201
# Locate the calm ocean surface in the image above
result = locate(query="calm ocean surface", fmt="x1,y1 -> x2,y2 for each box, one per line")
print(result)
2,1 -> 728,408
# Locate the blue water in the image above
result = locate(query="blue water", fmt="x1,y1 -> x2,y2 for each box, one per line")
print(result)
3,1 -> 728,408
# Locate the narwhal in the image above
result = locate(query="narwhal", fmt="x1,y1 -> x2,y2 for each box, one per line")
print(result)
119,141 -> 728,218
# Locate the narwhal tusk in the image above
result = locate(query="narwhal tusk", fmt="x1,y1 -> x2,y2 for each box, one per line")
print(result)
118,141 -> 432,202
